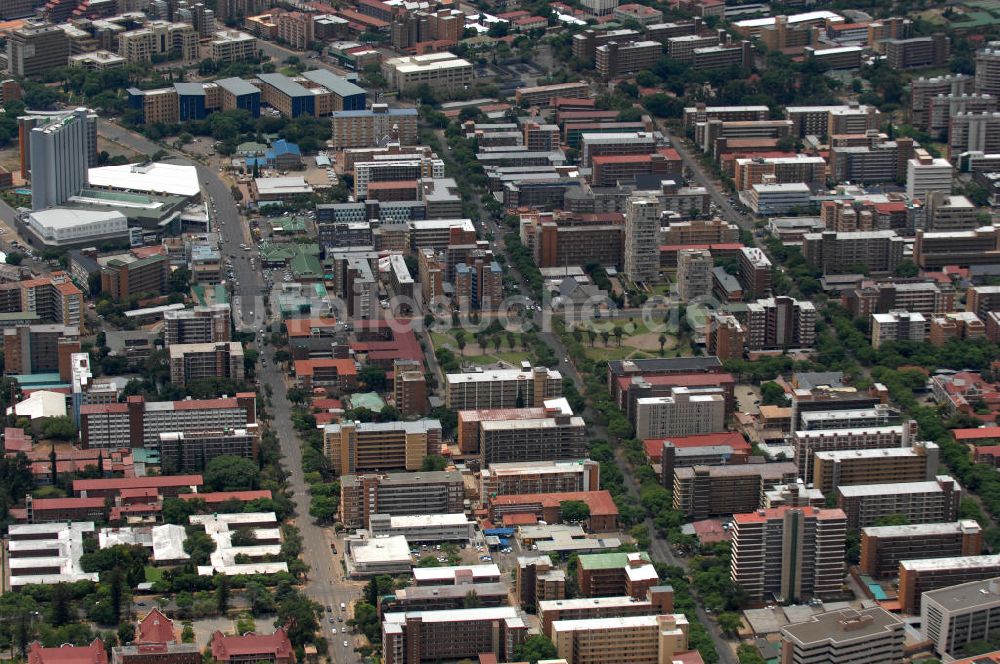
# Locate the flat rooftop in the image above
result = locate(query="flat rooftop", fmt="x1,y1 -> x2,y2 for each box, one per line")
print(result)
923,577 -> 1000,612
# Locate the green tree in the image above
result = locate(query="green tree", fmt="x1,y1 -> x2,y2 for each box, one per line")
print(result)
760,381 -> 787,406
717,612 -> 742,636
559,500 -> 591,524
463,590 -> 482,608
420,455 -> 449,471
181,624 -> 195,643
42,416 -> 78,441
416,555 -> 440,567
513,635 -> 558,663
204,454 -> 260,491
217,576 -> 230,613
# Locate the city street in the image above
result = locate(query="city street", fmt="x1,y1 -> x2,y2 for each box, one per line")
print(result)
96,121 -> 362,662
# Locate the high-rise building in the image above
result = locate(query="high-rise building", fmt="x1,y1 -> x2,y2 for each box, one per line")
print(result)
672,462 -> 799,519
623,194 -> 661,283
922,577 -> 1000,658
676,249 -> 713,301
3,324 -> 79,379
745,296 -> 817,351
738,247 -> 772,298
730,506 -> 847,603
6,22 -> 69,77
322,419 -> 443,474
780,607 -> 905,664
445,365 -> 563,410
167,342 -> 245,386
481,459 -> 600,497
100,254 -> 171,301
899,554 -> 1000,614
812,441 -> 940,495
906,149 -> 954,201
705,313 -> 746,360
860,520 -> 983,579
871,311 -> 927,348
29,108 -> 92,211
837,475 -> 962,530
634,386 -> 726,440
802,230 -> 905,274
977,43 -> 1000,96
914,226 -> 1000,270
163,305 -> 232,346
158,429 -> 256,473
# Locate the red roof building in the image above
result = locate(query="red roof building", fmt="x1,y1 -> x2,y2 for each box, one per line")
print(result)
26,497 -> 106,523
953,426 -> 1000,443
73,475 -> 203,499
488,490 -> 619,531
28,641 -> 107,664
138,609 -> 176,644
209,629 -> 295,664
293,358 -> 358,392
613,371 -> 737,418
3,427 -> 32,454
179,490 -> 272,504
643,431 -> 751,463
284,317 -> 339,338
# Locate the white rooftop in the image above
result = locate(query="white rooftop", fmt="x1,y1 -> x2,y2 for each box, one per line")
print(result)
8,390 -> 68,420
411,564 -> 500,582
735,11 -> 842,29
552,613 -> 687,633
387,513 -> 472,527
350,535 -> 411,564
384,606 -> 519,624
88,162 -> 201,197
8,522 -> 99,587
838,476 -> 957,497
188,512 -> 287,576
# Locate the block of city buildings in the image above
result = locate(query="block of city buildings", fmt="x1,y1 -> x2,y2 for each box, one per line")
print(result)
922,577 -> 1000,658
552,614 -> 690,664
322,419 -> 443,474
382,607 -> 526,664
899,554 -> 1000,614
811,440 -> 939,495
672,462 -> 798,519
577,551 -> 658,599
634,387 -> 726,440
445,364 -> 563,410
538,587 -> 675,639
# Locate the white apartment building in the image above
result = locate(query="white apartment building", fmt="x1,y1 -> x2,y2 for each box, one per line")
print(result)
624,194 -> 661,283
906,149 -> 954,201
634,387 -> 726,440
381,52 -> 474,92
871,311 -> 927,349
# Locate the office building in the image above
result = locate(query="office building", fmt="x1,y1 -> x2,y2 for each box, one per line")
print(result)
382,607 -> 526,664
163,305 -> 231,346
745,296 -> 817,351
80,393 -> 256,449
339,471 -> 464,528
730,506 -> 847,602
922,577 -> 1000,657
672,462 -> 799,519
860,520 -> 983,579
914,226 -> 1000,269
676,249 -> 713,301
870,311 -> 928,348
6,22 -> 69,77
813,440 -> 939,501
29,108 -> 93,211
884,34 -> 950,69
330,106 -> 418,149
322,419 -> 443,474
780,607 -> 905,664
217,77 -> 261,117
210,30 -> 257,63
577,551 -> 658,599
926,192 -> 980,231
900,555 -> 1000,614
623,194 -> 661,283
596,40 -> 661,78
746,183 -> 811,215
445,365 -> 563,410
552,614 -> 690,664
118,22 -> 198,63
381,52 -> 474,92
100,254 -> 171,301
634,387 -> 726,440
837,475 -> 962,530
906,149 -> 954,201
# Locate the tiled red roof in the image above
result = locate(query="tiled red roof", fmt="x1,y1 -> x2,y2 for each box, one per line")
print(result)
28,640 -> 107,664
80,403 -> 128,414
210,629 -> 294,662
285,317 -> 338,337
733,505 -> 845,524
954,426 -> 1000,441
74,475 -> 203,492
294,358 -> 358,376
138,609 -> 175,644
490,490 -> 619,516
644,431 -> 750,461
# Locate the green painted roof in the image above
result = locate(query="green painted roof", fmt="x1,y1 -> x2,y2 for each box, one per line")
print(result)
290,253 -> 322,278
577,551 -> 651,570
348,392 -> 385,412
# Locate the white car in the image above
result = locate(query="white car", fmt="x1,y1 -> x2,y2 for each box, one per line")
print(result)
343,641 -> 349,648
331,628 -> 337,635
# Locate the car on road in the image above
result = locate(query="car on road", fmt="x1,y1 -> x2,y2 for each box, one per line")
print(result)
328,617 -> 335,623
343,641 -> 349,648
331,628 -> 337,635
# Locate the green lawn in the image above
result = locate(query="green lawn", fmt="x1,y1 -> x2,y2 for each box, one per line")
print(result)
144,566 -> 163,583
